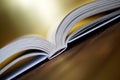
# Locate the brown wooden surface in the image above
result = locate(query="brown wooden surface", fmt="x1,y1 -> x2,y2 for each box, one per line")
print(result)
18,22 -> 120,80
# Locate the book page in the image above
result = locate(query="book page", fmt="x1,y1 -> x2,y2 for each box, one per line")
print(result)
68,13 -> 105,36
0,0 -> 94,48
1,53 -> 47,79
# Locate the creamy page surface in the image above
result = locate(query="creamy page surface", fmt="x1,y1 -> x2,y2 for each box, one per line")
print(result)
0,0 -> 94,48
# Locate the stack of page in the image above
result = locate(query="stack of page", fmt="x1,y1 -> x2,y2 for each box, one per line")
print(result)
0,0 -> 120,79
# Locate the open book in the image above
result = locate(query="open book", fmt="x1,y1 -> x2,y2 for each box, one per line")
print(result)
0,0 -> 120,79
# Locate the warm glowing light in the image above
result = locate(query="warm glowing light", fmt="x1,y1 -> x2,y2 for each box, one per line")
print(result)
18,0 -> 31,6
1,0 -> 94,45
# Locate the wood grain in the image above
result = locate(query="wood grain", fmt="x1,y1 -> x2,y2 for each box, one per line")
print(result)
18,22 -> 120,80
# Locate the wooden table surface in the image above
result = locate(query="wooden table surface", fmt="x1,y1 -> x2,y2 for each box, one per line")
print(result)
17,22 -> 120,80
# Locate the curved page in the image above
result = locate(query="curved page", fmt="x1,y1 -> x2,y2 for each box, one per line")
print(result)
0,0 -> 94,48
0,53 -> 47,80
